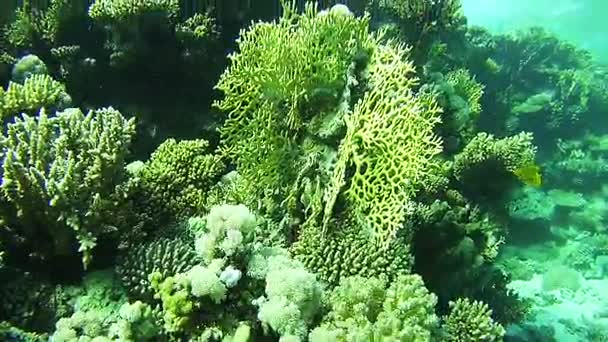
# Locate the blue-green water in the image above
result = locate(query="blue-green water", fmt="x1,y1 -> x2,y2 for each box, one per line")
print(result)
0,1 -> 607,341
462,0 -> 608,63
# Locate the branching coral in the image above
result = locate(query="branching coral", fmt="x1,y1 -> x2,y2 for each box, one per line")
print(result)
442,298 -> 505,341
452,132 -> 537,195
0,107 -> 135,266
126,138 -> 224,227
88,0 -> 179,23
310,274 -> 439,341
3,0 -> 81,49
176,13 -> 218,45
0,74 -> 70,122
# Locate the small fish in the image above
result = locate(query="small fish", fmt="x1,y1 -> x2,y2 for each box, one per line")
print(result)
513,163 -> 542,187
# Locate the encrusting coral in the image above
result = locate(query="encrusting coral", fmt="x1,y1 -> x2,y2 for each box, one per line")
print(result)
116,237 -> 199,301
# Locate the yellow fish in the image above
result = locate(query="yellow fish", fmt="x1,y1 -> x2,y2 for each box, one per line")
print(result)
513,164 -> 542,187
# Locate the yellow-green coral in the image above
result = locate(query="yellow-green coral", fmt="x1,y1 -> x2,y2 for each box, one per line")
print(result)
291,220 -> 413,286
453,132 -> 536,181
0,74 -> 70,122
446,69 -> 485,116
135,138 -> 225,222
442,298 -> 505,341
88,0 -> 179,22
215,2 -> 374,212
0,107 -> 135,266
327,42 -> 443,243
3,0 -> 78,48
176,13 -> 217,43
310,274 -> 439,341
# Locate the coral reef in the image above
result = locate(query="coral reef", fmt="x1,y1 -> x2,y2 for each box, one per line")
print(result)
0,0 -> 605,341
0,107 -> 135,266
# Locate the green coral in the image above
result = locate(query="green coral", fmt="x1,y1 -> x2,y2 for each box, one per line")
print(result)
310,274 -> 439,341
88,0 -> 179,23
116,237 -> 199,301
3,0 -> 79,48
176,13 -> 218,44
50,271 -> 149,342
291,220 -> 413,286
11,54 -> 48,83
373,0 -> 463,64
442,298 -> 505,342
150,271 -> 197,333
453,132 -> 536,183
445,69 -> 484,117
0,74 -> 70,122
129,138 -> 224,226
0,321 -> 47,341
0,107 -> 135,266
326,42 -> 443,243
0,273 -> 57,332
215,1 -> 374,214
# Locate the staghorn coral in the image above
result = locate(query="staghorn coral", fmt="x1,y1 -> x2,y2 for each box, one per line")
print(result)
3,0 -> 81,49
442,298 -> 505,341
176,13 -> 218,45
0,74 -> 70,122
116,237 -> 198,301
0,107 -> 135,266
